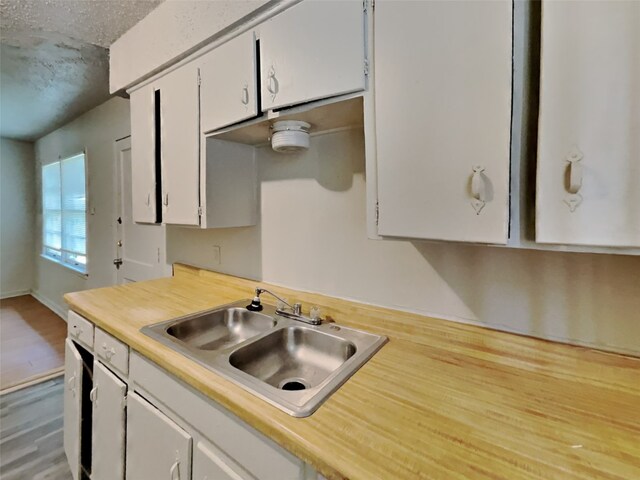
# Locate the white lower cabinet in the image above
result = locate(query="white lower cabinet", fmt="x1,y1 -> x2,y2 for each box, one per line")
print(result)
126,392 -> 192,480
129,352 -> 312,480
91,361 -> 126,480
63,338 -> 83,480
64,312 -> 319,480
193,440 -> 252,480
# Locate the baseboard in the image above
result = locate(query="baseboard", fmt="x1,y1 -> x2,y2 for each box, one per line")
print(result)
0,289 -> 32,300
30,290 -> 67,321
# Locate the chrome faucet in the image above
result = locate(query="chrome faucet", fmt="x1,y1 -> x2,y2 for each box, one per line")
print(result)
246,287 -> 322,325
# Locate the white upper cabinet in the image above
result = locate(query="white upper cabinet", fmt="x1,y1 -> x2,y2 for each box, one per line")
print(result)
158,63 -> 201,226
130,84 -> 159,224
373,0 -> 513,244
200,31 -> 258,133
259,0 -> 366,111
536,1 -> 640,247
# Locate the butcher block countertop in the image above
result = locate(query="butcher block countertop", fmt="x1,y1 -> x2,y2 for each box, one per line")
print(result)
64,264 -> 640,480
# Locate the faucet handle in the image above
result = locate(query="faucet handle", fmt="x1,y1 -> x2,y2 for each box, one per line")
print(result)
293,303 -> 302,315
310,306 -> 321,321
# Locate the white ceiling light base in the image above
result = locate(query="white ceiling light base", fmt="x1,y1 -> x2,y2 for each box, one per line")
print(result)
271,120 -> 311,153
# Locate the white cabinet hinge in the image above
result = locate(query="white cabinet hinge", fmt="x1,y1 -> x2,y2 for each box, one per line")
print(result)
197,69 -> 201,86
372,0 -> 375,10
198,206 -> 203,216
375,200 -> 379,225
363,0 -> 367,12
157,247 -> 161,263
364,59 -> 370,76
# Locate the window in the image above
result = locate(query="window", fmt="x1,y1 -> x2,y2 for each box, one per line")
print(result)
42,153 -> 87,273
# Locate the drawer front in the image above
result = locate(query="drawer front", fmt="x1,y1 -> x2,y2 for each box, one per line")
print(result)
95,328 -> 129,377
67,311 -> 94,349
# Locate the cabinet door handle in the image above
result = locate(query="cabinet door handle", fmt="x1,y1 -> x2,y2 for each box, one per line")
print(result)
67,375 -> 76,396
241,85 -> 249,105
169,460 -> 180,480
102,343 -> 116,360
564,147 -> 584,212
145,193 -> 151,206
567,157 -> 582,194
72,324 -> 82,338
89,385 -> 98,403
266,67 -> 278,100
470,165 -> 486,214
163,193 -> 169,206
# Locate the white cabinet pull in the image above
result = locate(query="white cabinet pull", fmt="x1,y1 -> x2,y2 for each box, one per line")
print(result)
67,375 -> 76,396
241,85 -> 249,105
266,67 -> 278,100
102,343 -> 116,360
72,324 -> 82,338
470,165 -> 487,214
564,146 -> 583,212
145,192 -> 151,206
169,460 -> 180,480
163,193 -> 169,206
89,385 -> 98,403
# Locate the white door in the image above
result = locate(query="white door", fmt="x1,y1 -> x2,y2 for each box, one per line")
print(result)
91,361 -> 127,480
192,440 -> 251,480
126,392 -> 192,480
536,1 -> 640,247
259,0 -> 366,111
374,0 -> 513,244
159,63 -> 201,226
63,338 -> 83,480
130,84 -> 159,224
115,137 -> 166,284
200,31 -> 258,133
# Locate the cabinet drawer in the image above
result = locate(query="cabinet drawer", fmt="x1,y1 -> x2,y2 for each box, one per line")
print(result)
68,311 -> 94,349
95,328 -> 129,377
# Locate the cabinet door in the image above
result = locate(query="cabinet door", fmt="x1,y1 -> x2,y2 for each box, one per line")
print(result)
130,84 -> 159,224
159,64 -> 201,226
91,361 -> 127,480
63,338 -> 83,480
193,440 -> 251,480
259,0 -> 365,111
126,392 -> 192,480
374,0 -> 512,244
200,31 -> 258,133
536,1 -> 640,247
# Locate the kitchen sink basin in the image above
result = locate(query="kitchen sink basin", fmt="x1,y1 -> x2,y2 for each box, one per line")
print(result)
229,326 -> 357,390
164,307 -> 276,351
141,300 -> 387,417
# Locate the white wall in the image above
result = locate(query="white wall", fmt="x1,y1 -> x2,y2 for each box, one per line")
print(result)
0,138 -> 36,297
34,97 -> 130,317
110,0 -> 272,92
167,129 -> 640,355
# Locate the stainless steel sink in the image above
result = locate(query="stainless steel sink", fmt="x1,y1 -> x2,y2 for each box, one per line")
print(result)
141,300 -> 387,417
164,307 -> 276,351
229,326 -> 357,390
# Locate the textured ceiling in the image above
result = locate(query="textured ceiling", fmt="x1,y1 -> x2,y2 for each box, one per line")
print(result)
0,0 -> 163,142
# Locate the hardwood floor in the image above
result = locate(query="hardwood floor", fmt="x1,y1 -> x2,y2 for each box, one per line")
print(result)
0,375 -> 72,479
0,295 -> 67,391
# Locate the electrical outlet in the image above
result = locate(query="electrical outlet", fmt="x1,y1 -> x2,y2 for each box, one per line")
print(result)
212,245 -> 221,265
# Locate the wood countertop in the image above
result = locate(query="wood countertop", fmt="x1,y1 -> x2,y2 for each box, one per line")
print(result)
64,264 -> 640,480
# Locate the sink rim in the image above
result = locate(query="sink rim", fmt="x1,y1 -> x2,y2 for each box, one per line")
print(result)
141,299 -> 388,417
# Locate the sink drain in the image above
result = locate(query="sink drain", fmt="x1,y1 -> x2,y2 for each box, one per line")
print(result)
278,378 -> 310,391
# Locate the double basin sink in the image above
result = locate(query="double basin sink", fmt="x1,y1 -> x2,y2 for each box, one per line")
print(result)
141,300 -> 387,417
